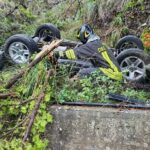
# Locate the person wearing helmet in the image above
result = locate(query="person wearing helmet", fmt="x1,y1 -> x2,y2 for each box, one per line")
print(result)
50,24 -> 123,81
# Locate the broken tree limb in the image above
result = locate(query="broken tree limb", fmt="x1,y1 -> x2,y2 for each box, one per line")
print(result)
5,40 -> 62,89
22,92 -> 45,142
22,69 -> 53,142
0,93 -> 18,99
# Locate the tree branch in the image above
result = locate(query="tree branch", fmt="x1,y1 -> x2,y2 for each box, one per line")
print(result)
5,6 -> 19,17
0,93 -> 18,99
22,68 -> 54,142
22,92 -> 45,142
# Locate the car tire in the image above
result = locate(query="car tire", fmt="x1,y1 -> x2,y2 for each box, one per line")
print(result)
34,23 -> 61,42
115,35 -> 144,56
4,34 -> 38,64
116,48 -> 150,82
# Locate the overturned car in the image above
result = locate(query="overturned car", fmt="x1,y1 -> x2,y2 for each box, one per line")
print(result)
0,23 -> 150,83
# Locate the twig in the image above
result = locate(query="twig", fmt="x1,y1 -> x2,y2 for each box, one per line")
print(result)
5,6 -> 19,17
0,116 -> 28,139
73,0 -> 82,20
5,0 -> 27,17
22,69 -> 53,142
20,98 -> 35,105
62,0 -> 76,20
0,98 -> 36,111
22,92 -> 45,142
48,0 -> 67,9
0,93 -> 18,99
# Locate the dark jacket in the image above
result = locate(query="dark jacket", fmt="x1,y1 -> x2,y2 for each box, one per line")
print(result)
74,39 -> 120,69
55,39 -> 123,81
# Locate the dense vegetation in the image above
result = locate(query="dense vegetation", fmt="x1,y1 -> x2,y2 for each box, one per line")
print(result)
0,0 -> 150,47
0,0 -> 150,149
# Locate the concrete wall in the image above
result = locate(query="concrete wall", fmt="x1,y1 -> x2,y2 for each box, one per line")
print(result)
46,105 -> 150,150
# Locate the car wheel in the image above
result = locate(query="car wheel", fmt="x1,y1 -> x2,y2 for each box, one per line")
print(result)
116,48 -> 150,82
4,34 -> 38,64
34,23 -> 61,42
115,35 -> 144,56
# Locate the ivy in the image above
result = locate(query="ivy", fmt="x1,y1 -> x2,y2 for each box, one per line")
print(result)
0,58 -> 150,150
52,67 -> 150,104
0,60 -> 53,150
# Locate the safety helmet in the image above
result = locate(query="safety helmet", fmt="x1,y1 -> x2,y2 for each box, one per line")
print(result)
77,24 -> 94,44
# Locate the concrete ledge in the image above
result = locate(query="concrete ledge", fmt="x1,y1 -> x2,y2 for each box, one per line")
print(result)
46,105 -> 150,150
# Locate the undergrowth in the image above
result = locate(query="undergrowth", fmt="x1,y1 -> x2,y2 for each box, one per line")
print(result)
0,60 -> 53,150
51,64 -> 150,103
0,0 -> 150,149
0,59 -> 150,149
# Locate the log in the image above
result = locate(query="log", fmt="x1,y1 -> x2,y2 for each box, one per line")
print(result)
5,40 -> 62,89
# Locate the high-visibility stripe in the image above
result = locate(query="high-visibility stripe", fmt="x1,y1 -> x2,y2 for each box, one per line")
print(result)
65,49 -> 76,60
98,47 -> 105,53
70,49 -> 76,59
84,32 -> 89,38
98,47 -> 123,81
102,51 -> 119,72
68,50 -> 73,59
65,51 -> 71,59
100,68 -> 123,81
98,47 -> 119,72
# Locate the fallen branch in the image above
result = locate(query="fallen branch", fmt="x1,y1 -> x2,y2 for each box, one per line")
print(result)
5,6 -> 19,17
0,116 -> 28,139
0,93 -> 18,99
5,40 -> 62,89
22,92 -> 45,142
22,69 -> 53,142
